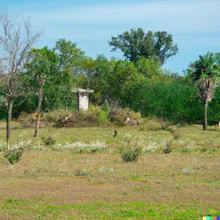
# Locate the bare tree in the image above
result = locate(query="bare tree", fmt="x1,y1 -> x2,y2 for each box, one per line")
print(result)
0,11 -> 43,150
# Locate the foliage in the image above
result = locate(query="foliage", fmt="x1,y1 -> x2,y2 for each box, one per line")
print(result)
43,109 -> 73,123
188,52 -> 220,81
18,112 -> 35,127
4,148 -> 23,164
162,139 -> 172,154
109,28 -> 178,64
121,137 -> 142,162
75,168 -> 91,177
134,77 -> 203,124
139,118 -> 162,131
42,136 -> 56,146
121,145 -> 142,162
109,107 -> 141,126
55,106 -> 110,127
187,52 -> 220,129
135,57 -> 163,79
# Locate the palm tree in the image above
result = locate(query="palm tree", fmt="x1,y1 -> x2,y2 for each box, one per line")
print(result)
190,52 -> 220,130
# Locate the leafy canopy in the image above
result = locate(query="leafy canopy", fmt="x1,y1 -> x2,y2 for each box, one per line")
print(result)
189,52 -> 220,82
109,28 -> 178,64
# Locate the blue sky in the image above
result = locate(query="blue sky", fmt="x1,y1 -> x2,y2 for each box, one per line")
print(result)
1,0 -> 220,73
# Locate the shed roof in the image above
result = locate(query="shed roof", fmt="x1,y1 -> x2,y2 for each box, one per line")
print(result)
71,88 -> 94,93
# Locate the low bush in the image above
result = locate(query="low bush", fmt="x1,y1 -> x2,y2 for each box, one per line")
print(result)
109,107 -> 141,126
139,118 -> 162,131
121,146 -> 142,162
43,109 -> 73,123
18,112 -> 35,128
121,137 -> 142,162
55,106 -> 110,128
163,140 -> 172,154
42,136 -> 56,146
19,106 -> 142,128
75,168 -> 91,177
4,148 -> 23,164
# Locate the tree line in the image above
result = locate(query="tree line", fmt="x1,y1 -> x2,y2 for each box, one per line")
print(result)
0,12 -> 220,149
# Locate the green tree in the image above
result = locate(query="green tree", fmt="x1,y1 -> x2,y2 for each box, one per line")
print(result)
189,52 -> 220,130
135,76 -> 201,123
135,57 -> 163,79
53,39 -> 85,108
82,55 -> 115,104
109,28 -> 178,64
26,47 -> 59,137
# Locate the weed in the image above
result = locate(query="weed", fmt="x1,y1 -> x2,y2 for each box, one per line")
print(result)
75,168 -> 91,177
163,139 -> 172,154
121,146 -> 142,162
131,175 -> 141,181
4,148 -> 23,164
42,136 -> 56,146
134,186 -> 141,191
121,137 -> 142,162
200,147 -> 207,152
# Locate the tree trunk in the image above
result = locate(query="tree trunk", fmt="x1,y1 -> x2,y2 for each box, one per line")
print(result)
203,102 -> 208,130
7,99 -> 13,150
34,75 -> 45,138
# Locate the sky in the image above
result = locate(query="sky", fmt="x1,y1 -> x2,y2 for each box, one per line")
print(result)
0,0 -> 220,74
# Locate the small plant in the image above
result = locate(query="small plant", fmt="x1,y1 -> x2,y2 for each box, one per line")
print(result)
134,186 -> 141,191
163,139 -> 172,154
121,137 -> 142,162
4,148 -> 23,164
75,168 -> 91,177
42,136 -> 56,146
200,147 -> 207,153
171,130 -> 180,139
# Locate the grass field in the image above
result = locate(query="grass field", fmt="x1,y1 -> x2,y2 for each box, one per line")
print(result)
0,122 -> 219,219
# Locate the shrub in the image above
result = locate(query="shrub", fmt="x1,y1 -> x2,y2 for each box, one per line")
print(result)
42,136 -> 56,146
75,168 -> 91,177
121,146 -> 142,162
139,118 -> 162,131
109,107 -> 141,126
55,106 -> 110,128
163,140 -> 172,154
121,137 -> 142,162
4,148 -> 23,164
19,106 -> 141,128
43,109 -> 73,123
18,112 -> 35,128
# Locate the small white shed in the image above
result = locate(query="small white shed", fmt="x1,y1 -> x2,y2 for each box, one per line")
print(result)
71,88 -> 94,110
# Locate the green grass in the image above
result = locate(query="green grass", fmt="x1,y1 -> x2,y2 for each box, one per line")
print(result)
1,199 -> 219,219
0,121 -> 220,219
1,121 -> 220,154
